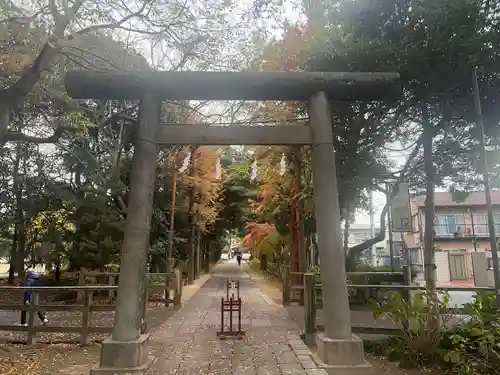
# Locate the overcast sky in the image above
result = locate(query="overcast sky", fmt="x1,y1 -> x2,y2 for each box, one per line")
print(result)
355,145 -> 412,225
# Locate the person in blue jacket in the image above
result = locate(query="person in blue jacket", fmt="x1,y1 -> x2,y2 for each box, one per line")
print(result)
19,267 -> 48,326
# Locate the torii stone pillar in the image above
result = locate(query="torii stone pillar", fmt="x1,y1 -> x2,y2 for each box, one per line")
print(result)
90,93 -> 160,374
310,92 -> 371,373
64,70 -> 400,375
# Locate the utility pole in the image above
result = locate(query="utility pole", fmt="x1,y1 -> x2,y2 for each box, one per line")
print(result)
368,190 -> 377,267
473,66 -> 500,307
386,183 -> 396,271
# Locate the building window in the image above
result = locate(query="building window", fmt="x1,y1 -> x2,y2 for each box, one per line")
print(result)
435,214 -> 465,236
409,248 -> 422,264
473,214 -> 488,235
493,214 -> 500,234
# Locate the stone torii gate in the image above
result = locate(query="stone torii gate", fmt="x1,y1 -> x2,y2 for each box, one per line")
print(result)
64,70 -> 400,374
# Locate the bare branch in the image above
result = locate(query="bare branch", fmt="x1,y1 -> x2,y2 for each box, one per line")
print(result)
74,0 -> 153,35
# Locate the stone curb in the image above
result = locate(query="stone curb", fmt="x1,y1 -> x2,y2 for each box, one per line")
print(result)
181,272 -> 212,304
286,333 -> 328,374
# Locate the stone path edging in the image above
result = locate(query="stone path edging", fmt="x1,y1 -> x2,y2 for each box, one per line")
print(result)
286,333 -> 328,375
181,272 -> 212,303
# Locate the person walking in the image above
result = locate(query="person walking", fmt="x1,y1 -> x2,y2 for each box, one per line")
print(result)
236,254 -> 242,267
19,267 -> 48,327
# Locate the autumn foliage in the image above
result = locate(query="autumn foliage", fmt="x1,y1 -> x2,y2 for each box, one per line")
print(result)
247,23 -> 310,271
164,144 -> 222,232
241,223 -> 275,247
191,146 -> 222,231
240,222 -> 282,255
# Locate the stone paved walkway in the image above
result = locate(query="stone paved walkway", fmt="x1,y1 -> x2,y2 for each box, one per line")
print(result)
145,261 -> 327,375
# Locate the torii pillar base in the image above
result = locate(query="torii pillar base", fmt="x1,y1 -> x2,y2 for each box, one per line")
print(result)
90,334 -> 154,374
316,333 -> 373,375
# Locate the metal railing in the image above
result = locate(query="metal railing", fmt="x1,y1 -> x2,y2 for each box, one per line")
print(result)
301,272 -> 495,344
281,265 -> 410,306
434,223 -> 500,238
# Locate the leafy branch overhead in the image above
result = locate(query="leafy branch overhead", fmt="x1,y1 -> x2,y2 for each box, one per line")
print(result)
0,0 -> 288,277
0,0 -> 282,144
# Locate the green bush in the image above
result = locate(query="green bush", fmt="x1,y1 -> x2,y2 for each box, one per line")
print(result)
305,264 -> 406,302
371,288 -> 451,368
438,292 -> 500,375
347,265 -> 410,305
349,265 -> 407,285
370,290 -> 500,374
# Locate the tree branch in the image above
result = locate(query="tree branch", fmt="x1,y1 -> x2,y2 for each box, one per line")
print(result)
0,40 -> 60,141
348,204 -> 389,255
1,39 -> 60,106
344,109 -> 453,261
74,0 -> 152,36
3,126 -> 66,144
346,134 -> 425,259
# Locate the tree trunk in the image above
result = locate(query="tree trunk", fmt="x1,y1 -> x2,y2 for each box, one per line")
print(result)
195,227 -> 201,278
422,115 -> 437,291
204,237 -> 210,273
17,218 -> 26,276
311,233 -> 319,265
8,224 -> 18,284
8,143 -> 22,283
187,145 -> 199,284
343,220 -> 350,255
288,212 -> 299,274
291,146 -> 306,273
69,167 -> 85,271
422,110 -> 439,331
14,141 -> 26,276
260,253 -> 267,270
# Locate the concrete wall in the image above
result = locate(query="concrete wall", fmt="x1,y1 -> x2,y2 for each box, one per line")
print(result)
435,251 -> 451,284
471,251 -> 496,287
436,240 -> 491,252
472,252 -> 488,287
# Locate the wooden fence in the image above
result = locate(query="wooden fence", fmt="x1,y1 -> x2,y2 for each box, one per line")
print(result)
281,265 -> 411,306
301,272 -> 496,344
79,269 -> 183,306
0,286 -> 126,345
0,270 -> 184,345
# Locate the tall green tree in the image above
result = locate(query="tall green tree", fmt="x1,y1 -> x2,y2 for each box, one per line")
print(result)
306,0 -> 500,289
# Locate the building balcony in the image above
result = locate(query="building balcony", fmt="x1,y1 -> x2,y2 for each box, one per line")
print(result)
433,223 -> 500,240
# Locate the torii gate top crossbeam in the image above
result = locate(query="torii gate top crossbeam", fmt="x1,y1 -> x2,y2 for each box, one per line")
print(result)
65,71 -> 401,101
